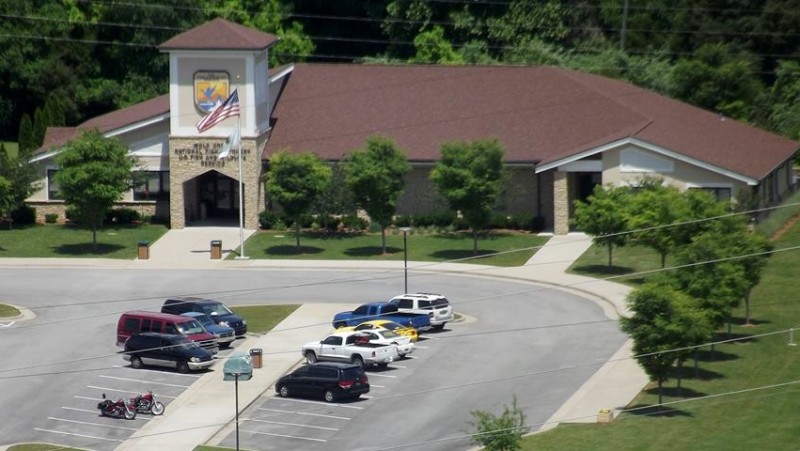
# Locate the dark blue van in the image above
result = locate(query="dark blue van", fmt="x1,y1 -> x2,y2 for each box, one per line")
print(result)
161,297 -> 247,336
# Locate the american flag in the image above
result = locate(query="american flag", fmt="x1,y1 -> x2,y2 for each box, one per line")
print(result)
196,89 -> 240,133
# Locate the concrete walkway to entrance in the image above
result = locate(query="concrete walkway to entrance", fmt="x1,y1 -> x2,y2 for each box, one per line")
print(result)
142,226 -> 256,266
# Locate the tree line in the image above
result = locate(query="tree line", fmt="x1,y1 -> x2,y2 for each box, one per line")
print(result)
2,1 -> 800,148
573,181 -> 772,404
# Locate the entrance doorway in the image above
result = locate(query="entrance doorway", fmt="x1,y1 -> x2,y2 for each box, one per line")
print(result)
568,172 -> 602,231
190,171 -> 242,226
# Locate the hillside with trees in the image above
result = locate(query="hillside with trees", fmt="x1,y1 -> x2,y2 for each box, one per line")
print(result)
2,1 -> 799,151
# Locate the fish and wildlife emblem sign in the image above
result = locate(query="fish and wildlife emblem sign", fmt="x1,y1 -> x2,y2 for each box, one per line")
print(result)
194,71 -> 230,113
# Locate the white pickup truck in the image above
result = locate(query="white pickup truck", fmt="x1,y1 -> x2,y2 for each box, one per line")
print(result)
389,293 -> 454,331
302,330 -> 399,368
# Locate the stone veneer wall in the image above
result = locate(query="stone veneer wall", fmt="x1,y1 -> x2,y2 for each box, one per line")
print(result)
168,137 -> 262,229
553,171 -> 569,235
28,201 -> 159,224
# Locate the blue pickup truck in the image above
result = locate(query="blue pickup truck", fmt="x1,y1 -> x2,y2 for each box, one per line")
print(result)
333,302 -> 431,331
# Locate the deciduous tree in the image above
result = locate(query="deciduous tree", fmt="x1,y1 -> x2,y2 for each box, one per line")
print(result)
54,130 -> 138,251
621,282 -> 713,405
430,139 -> 505,255
572,185 -> 631,266
627,179 -> 687,268
265,152 -> 332,250
344,136 -> 410,253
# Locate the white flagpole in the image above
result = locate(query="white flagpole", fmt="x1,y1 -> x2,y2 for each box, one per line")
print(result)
235,83 -> 248,260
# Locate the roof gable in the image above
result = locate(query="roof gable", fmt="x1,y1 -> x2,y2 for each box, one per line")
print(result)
159,18 -> 279,51
35,95 -> 170,156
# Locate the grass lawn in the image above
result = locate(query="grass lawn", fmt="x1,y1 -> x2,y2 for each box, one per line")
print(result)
567,241 -> 673,286
0,302 -> 21,317
522,223 -> 800,450
231,304 -> 300,334
0,223 -> 168,258
242,229 -> 547,267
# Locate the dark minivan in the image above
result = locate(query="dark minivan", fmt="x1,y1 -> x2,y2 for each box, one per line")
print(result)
275,362 -> 370,403
123,332 -> 215,373
162,297 -> 247,336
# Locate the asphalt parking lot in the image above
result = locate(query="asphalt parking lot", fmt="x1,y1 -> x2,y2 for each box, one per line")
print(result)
30,339 -> 247,450
214,336 -> 443,451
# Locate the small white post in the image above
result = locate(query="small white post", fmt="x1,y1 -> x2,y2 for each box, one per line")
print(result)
789,327 -> 797,346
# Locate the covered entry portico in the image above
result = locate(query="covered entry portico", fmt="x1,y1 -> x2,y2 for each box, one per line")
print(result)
182,170 -> 242,226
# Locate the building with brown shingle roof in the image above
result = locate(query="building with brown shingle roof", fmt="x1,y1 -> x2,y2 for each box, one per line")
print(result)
30,19 -> 798,234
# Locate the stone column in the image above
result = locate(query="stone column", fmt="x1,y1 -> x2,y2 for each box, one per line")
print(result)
553,170 -> 569,235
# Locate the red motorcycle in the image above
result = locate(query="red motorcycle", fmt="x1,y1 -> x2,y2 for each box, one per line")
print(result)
97,393 -> 136,420
129,390 -> 165,415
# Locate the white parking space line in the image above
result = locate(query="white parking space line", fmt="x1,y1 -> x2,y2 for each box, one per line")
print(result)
47,416 -> 139,431
61,406 -> 150,421
61,406 -> 100,414
112,365 -> 201,378
245,418 -> 339,431
257,408 -> 351,420
240,429 -> 327,442
367,373 -> 397,379
273,397 -> 364,410
85,387 -> 176,399
98,375 -> 190,388
403,355 -> 418,359
414,345 -> 429,349
390,364 -> 407,368
369,384 -> 386,388
34,427 -> 122,442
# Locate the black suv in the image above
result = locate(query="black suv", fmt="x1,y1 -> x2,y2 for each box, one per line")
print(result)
161,297 -> 247,336
275,362 -> 370,403
123,332 -> 214,373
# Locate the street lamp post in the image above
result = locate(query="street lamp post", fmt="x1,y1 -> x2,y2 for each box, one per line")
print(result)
234,373 -> 240,451
400,227 -> 410,293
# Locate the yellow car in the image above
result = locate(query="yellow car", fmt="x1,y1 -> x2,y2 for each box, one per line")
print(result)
339,319 -> 419,342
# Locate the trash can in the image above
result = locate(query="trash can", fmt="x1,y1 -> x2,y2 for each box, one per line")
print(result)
249,348 -> 263,369
210,240 -> 222,259
137,241 -> 149,260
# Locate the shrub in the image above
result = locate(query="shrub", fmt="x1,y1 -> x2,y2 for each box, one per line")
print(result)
44,213 -> 59,224
106,208 -> 140,225
490,214 -> 511,229
508,213 -> 537,231
316,214 -> 340,233
414,212 -> 456,228
341,214 -> 368,231
65,207 -> 77,222
394,214 -> 413,228
10,205 -> 36,225
469,396 -> 528,451
258,210 -> 281,229
452,216 -> 470,231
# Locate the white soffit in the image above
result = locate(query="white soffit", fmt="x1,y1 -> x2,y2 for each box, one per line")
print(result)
130,133 -> 169,157
105,113 -> 170,139
535,137 -> 758,185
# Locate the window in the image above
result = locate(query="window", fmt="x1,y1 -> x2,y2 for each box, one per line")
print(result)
47,169 -> 63,200
141,319 -> 152,332
125,318 -> 140,332
689,187 -> 732,202
134,171 -> 170,201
